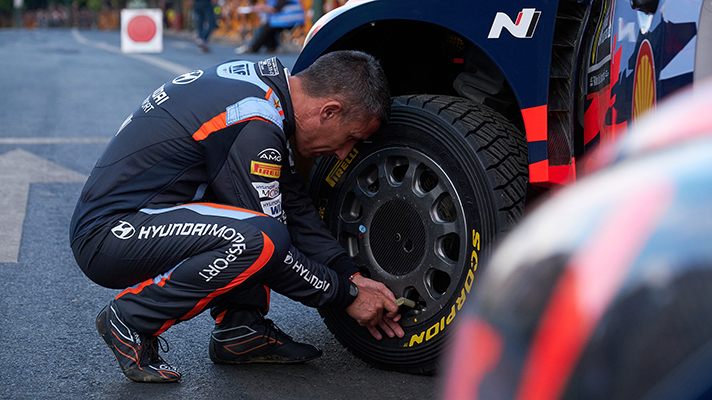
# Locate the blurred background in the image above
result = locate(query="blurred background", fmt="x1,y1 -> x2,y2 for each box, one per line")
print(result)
0,0 -> 343,50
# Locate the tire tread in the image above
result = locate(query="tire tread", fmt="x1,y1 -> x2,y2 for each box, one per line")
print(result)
402,95 -> 528,228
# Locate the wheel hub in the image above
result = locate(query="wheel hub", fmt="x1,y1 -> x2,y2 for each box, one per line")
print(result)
369,199 -> 426,276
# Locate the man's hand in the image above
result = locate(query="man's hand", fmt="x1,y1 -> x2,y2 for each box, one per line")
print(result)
345,275 -> 405,340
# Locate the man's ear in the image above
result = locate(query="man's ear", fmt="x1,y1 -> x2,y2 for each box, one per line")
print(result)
319,100 -> 343,122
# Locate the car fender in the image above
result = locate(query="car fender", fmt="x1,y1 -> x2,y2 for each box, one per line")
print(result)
294,0 -> 561,184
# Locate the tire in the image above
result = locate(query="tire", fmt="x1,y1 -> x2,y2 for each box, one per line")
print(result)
308,94 -> 528,374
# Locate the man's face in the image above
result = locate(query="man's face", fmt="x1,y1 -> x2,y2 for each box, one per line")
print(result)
296,116 -> 381,160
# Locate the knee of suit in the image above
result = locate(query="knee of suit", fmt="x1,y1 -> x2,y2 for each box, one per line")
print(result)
248,215 -> 291,262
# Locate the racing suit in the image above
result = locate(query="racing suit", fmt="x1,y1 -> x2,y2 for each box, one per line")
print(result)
69,57 -> 358,335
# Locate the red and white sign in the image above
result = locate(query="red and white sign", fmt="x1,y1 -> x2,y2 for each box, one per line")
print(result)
121,9 -> 163,53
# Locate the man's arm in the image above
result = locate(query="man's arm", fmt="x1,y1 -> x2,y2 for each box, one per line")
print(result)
261,246 -> 404,339
278,142 -> 360,277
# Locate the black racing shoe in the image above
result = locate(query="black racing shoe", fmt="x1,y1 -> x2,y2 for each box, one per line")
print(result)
96,301 -> 181,383
209,309 -> 322,364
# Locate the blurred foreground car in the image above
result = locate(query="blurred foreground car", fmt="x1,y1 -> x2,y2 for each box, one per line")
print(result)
440,79 -> 712,400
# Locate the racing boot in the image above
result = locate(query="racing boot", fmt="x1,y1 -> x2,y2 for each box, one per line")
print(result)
209,308 -> 322,364
96,301 -> 181,383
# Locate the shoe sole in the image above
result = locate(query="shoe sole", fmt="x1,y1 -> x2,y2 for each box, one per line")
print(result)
210,354 -> 322,365
209,342 -> 322,365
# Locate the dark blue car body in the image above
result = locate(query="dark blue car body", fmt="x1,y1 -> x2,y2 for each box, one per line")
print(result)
295,0 -> 711,186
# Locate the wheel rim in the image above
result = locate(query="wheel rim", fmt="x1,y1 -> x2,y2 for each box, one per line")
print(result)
332,146 -> 468,327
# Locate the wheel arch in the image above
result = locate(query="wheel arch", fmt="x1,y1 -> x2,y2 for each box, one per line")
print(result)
292,18 -> 532,185
295,17 -> 528,131
294,0 -> 598,189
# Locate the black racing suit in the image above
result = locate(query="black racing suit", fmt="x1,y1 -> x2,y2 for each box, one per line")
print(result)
69,57 -> 357,335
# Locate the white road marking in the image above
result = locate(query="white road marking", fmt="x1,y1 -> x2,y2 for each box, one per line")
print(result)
2,30 -> 191,263
0,149 -> 87,263
70,28 -> 192,76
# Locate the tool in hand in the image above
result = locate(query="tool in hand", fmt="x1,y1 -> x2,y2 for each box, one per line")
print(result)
395,297 -> 416,309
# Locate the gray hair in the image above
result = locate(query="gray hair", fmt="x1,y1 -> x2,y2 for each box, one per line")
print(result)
295,50 -> 391,125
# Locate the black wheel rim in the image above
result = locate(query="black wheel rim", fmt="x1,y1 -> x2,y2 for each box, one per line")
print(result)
332,146 -> 468,327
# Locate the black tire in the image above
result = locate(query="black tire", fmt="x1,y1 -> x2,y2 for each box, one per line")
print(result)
308,94 -> 528,374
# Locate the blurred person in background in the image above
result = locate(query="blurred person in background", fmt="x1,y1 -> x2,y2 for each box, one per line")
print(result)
234,0 -> 304,54
194,0 -> 217,52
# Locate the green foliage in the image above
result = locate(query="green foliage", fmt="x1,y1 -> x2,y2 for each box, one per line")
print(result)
86,0 -> 100,11
0,0 -> 12,13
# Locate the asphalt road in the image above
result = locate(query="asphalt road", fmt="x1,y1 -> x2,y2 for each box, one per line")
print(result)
0,28 -> 437,400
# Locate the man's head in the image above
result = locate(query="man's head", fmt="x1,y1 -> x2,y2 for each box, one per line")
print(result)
290,50 -> 391,160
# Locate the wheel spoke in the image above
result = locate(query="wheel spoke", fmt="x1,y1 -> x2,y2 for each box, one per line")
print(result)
422,249 -> 457,276
410,278 -> 431,304
399,159 -> 418,193
338,218 -> 362,236
351,186 -> 377,211
427,220 -> 460,238
381,161 -> 408,195
421,181 -> 447,207
383,278 -> 409,298
336,218 -> 362,259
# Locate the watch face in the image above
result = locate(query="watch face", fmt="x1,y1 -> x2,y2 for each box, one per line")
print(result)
350,282 -> 359,297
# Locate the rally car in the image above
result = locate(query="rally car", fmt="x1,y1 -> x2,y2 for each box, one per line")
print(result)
291,0 -> 712,373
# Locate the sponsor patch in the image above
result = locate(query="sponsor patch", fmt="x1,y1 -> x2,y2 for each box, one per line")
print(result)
258,57 -> 280,76
111,221 -> 136,240
218,61 -> 252,78
258,148 -> 282,163
172,70 -> 203,85
252,181 -> 281,199
228,62 -> 250,76
290,258 -> 331,292
260,195 -> 283,217
488,8 -> 541,39
251,161 -> 281,178
632,39 -> 655,120
216,61 -> 273,94
284,251 -> 294,265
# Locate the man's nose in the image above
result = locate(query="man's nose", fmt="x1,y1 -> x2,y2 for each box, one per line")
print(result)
334,145 -> 353,160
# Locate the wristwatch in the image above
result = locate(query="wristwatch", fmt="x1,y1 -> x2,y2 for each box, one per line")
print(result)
349,281 -> 359,298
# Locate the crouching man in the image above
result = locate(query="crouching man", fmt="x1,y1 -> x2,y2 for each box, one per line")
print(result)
69,51 -> 403,382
